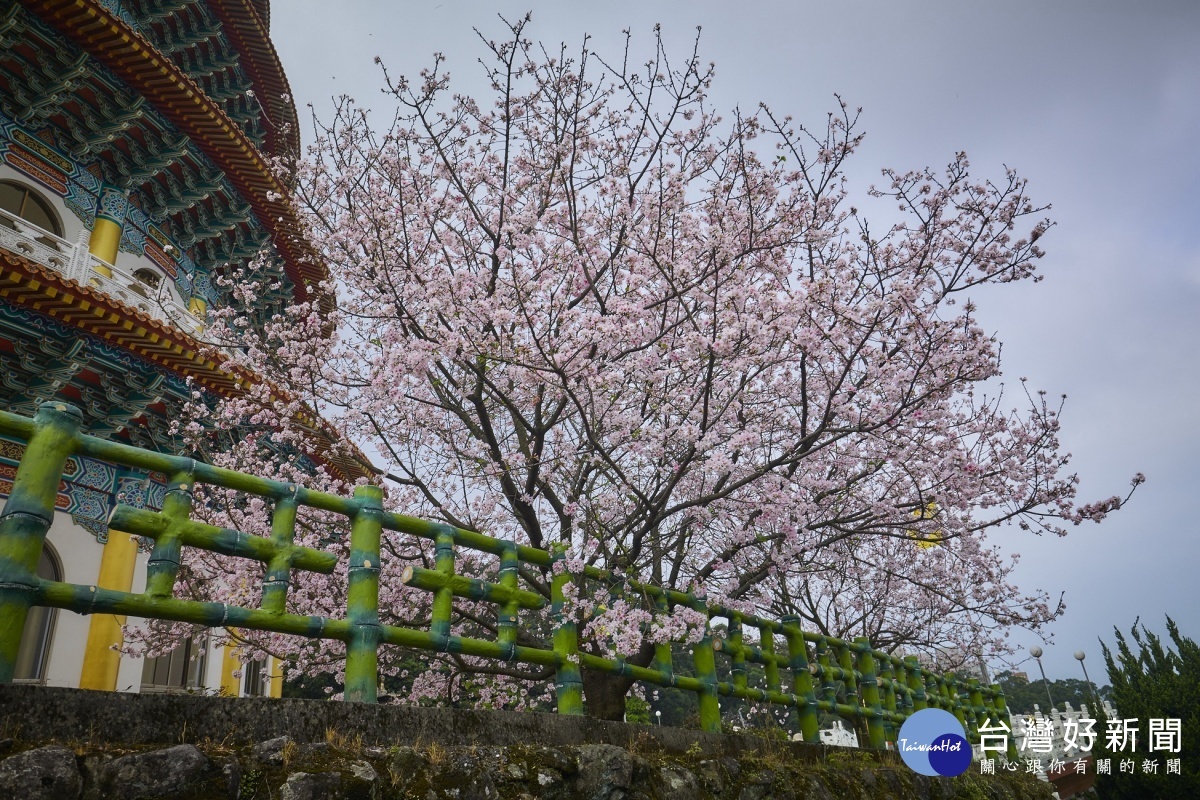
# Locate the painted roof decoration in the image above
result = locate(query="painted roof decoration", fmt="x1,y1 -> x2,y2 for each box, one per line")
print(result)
3,0 -> 326,310
0,0 -> 363,480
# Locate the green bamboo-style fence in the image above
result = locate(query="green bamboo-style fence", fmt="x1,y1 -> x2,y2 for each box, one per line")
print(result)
0,403 -> 1016,754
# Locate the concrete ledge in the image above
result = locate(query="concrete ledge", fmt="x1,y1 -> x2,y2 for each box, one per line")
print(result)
0,684 -> 835,759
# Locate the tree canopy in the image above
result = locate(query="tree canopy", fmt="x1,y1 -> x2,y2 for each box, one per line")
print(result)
162,17 -> 1139,717
992,669 -> 1110,715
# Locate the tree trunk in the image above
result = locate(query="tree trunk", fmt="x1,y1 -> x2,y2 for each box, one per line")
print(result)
581,669 -> 637,720
580,640 -> 656,720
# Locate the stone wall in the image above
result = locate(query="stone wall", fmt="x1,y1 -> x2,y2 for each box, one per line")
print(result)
0,685 -> 1054,800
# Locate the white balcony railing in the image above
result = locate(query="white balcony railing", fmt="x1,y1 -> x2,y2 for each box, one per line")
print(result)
0,205 -> 205,337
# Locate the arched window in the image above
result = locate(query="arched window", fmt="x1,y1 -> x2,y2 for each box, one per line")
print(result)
0,180 -> 62,237
128,268 -> 163,299
132,268 -> 162,289
13,544 -> 62,682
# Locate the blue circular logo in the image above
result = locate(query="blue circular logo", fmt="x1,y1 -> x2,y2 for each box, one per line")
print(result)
897,708 -> 972,777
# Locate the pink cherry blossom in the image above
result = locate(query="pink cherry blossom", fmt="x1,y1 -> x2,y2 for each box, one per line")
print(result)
142,19 -> 1140,715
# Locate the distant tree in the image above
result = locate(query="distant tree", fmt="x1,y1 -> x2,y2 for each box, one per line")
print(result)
994,669 -> 1110,715
623,694 -> 651,724
1095,618 -> 1198,799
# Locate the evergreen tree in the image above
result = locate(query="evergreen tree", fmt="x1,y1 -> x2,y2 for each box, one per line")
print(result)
1095,617 -> 1198,799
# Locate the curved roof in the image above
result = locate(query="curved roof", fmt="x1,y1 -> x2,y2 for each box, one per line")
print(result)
22,0 -> 329,310
251,0 -> 270,29
1,248 -> 368,481
207,0 -> 300,160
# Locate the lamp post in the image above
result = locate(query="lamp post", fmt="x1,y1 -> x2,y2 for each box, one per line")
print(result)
1074,650 -> 1101,710
1029,646 -> 1056,712
655,710 -> 662,726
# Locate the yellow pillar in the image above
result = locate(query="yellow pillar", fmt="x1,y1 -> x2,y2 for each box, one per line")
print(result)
219,642 -> 241,697
78,531 -> 138,690
86,219 -> 120,276
268,655 -> 283,698
187,296 -> 207,334
87,184 -> 126,277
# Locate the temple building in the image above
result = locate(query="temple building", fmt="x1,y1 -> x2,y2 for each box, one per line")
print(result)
0,0 -> 324,697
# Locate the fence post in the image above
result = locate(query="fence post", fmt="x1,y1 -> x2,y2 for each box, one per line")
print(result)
429,526 -> 456,647
691,600 -> 721,733
495,544 -> 520,655
0,402 -> 81,682
782,615 -> 820,743
968,678 -> 985,742
345,484 -> 382,703
854,637 -> 887,749
895,658 -> 914,714
550,544 -> 583,716
944,679 -> 967,729
652,593 -> 673,684
728,615 -> 747,697
880,656 -> 899,741
837,640 -> 859,706
144,470 -> 195,598
761,624 -> 780,696
929,675 -> 944,710
815,638 -> 838,709
261,491 -> 300,614
992,683 -> 1020,762
929,675 -> 946,710
904,656 -> 928,712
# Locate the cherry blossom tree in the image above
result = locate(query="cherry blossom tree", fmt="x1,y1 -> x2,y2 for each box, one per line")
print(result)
165,17 -> 1140,718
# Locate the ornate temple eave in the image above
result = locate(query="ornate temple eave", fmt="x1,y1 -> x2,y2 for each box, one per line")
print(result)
0,247 -> 250,397
21,0 -> 329,310
0,249 -> 370,482
208,0 -> 299,158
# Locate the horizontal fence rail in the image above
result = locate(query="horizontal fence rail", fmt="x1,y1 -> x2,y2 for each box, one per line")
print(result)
0,403 -> 1015,755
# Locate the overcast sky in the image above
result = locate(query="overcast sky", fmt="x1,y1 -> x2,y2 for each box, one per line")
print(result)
272,1 -> 1200,682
